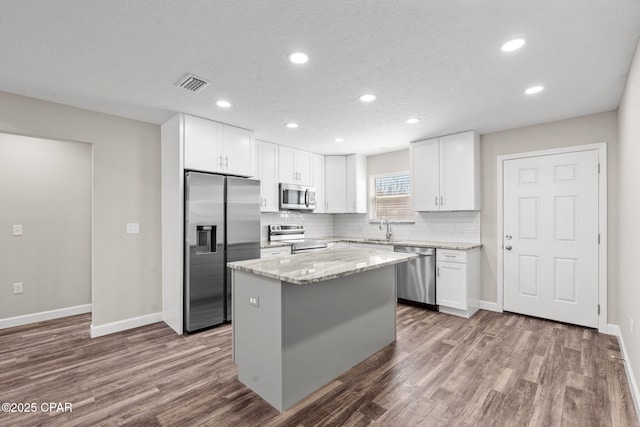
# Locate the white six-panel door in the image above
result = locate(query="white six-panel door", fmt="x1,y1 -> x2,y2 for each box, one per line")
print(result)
503,150 -> 599,328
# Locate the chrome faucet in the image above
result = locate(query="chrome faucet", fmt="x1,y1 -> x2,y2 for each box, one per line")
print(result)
379,219 -> 392,241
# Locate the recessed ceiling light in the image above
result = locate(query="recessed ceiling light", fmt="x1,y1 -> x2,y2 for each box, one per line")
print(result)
286,122 -> 299,129
288,52 -> 308,64
406,118 -> 420,124
216,100 -> 231,108
359,94 -> 376,103
501,38 -> 526,52
334,138 -> 344,143
525,85 -> 544,95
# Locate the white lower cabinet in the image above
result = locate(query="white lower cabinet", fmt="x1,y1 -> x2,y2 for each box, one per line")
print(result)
436,248 -> 480,318
261,246 -> 291,257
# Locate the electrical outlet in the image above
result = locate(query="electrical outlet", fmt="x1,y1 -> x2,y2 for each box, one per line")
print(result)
13,282 -> 23,294
249,296 -> 259,308
126,223 -> 140,234
12,225 -> 23,236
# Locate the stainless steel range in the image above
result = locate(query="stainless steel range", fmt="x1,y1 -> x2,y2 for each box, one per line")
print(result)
268,224 -> 328,254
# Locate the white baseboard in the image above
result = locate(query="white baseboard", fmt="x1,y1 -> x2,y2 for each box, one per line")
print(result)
0,304 -> 92,330
609,324 -> 640,421
476,300 -> 502,312
90,312 -> 163,338
601,323 -> 619,336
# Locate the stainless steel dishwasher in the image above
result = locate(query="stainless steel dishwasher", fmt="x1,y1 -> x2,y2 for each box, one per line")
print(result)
394,246 -> 437,311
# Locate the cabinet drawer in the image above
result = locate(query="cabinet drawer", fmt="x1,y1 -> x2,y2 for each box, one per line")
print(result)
436,249 -> 466,263
261,247 -> 291,257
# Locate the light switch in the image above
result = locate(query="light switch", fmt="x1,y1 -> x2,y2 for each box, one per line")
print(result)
126,223 -> 140,234
12,225 -> 23,236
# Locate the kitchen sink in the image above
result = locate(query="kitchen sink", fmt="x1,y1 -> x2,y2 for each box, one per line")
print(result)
364,238 -> 392,243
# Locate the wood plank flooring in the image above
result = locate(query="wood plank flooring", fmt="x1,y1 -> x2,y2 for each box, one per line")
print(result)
1,305 -> 638,426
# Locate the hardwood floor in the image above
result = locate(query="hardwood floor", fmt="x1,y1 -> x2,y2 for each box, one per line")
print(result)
1,305 -> 638,426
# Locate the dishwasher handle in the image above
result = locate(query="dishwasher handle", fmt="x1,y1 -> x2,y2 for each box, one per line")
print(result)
394,246 -> 434,256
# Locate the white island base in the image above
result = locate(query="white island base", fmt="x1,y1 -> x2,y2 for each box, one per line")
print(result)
231,266 -> 396,412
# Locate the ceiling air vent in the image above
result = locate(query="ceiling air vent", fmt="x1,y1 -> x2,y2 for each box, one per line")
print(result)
176,74 -> 211,93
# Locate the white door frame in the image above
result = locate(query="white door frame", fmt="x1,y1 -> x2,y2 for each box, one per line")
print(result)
497,143 -> 607,332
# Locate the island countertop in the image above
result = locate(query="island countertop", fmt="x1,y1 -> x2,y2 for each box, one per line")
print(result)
227,248 -> 418,285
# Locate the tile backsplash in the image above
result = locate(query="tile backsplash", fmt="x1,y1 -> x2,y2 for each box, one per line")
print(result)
333,211 -> 481,243
261,211 -> 480,243
260,212 -> 334,241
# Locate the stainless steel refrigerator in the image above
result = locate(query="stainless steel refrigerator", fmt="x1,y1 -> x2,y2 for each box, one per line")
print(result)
184,171 -> 260,333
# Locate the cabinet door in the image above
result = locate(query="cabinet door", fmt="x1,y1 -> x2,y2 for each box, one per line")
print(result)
184,115 -> 223,172
278,146 -> 297,184
313,154 -> 326,213
296,150 -> 314,186
222,125 -> 254,177
439,131 -> 479,210
436,261 -> 467,310
410,138 -> 440,211
259,141 -> 279,212
346,154 -> 367,213
325,156 -> 347,213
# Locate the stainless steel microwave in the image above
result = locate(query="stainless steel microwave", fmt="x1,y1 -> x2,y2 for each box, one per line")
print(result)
279,183 -> 316,210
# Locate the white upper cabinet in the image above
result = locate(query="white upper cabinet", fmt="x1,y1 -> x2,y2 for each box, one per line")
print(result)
410,130 -> 480,211
183,114 -> 255,177
184,114 -> 223,172
325,154 -> 367,213
346,154 -> 367,213
257,140 -> 279,212
410,138 -> 440,211
278,146 -> 313,186
325,156 -> 347,213
222,125 -> 255,177
313,154 -> 326,213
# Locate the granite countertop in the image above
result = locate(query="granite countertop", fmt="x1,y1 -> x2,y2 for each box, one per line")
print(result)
328,237 -> 482,251
228,248 -> 418,285
261,238 -> 481,250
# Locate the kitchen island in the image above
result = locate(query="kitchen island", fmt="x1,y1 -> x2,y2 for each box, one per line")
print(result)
227,248 -> 417,412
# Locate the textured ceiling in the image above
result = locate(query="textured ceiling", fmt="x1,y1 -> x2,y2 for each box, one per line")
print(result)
0,1 -> 639,155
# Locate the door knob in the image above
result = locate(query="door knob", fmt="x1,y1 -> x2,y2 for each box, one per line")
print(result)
505,245 -> 512,251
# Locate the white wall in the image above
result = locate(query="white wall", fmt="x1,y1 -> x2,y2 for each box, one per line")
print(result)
480,111 -> 619,322
0,133 -> 91,318
0,91 -> 161,328
617,36 -> 640,404
368,149 -> 410,177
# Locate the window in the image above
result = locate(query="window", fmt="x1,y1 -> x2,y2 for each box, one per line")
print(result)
369,172 -> 414,221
